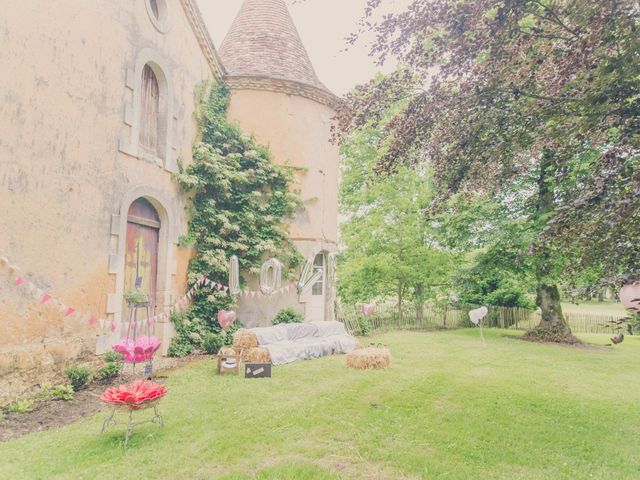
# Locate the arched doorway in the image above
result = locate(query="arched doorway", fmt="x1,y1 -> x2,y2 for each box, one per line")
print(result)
124,198 -> 160,309
306,252 -> 327,322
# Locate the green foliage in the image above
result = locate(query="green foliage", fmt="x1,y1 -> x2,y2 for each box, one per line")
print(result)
124,290 -> 149,306
102,351 -> 122,364
95,364 -> 120,384
357,317 -> 372,336
339,119 -> 453,308
7,398 -> 33,414
47,385 -> 74,401
64,366 -> 91,392
172,83 -> 301,351
271,308 -> 304,325
202,333 -> 225,355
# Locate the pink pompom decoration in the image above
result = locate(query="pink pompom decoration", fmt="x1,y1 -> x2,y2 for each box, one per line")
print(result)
217,310 -> 236,330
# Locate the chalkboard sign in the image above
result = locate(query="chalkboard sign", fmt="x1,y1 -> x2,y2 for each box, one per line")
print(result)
245,363 -> 271,378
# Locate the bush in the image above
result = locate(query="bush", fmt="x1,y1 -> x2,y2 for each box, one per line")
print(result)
64,366 -> 91,392
357,317 -> 372,336
102,351 -> 122,364
203,333 -> 225,355
167,335 -> 194,358
7,398 -> 33,414
95,363 -> 120,384
272,308 -> 304,325
48,385 -> 74,401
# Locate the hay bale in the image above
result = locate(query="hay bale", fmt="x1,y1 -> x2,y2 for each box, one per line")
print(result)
346,347 -> 391,370
242,347 -> 271,364
232,329 -> 259,351
218,347 -> 236,357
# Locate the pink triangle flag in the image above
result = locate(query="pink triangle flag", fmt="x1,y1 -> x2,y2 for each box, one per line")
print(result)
15,276 -> 25,287
111,321 -> 117,333
88,316 -> 98,326
64,307 -> 76,317
39,293 -> 52,304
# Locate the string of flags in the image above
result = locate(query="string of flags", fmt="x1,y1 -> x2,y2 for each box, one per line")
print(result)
0,255 -> 298,333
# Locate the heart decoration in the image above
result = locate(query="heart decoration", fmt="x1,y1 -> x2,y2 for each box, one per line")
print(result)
217,310 -> 237,330
620,284 -> 640,312
469,306 -> 489,326
362,303 -> 375,317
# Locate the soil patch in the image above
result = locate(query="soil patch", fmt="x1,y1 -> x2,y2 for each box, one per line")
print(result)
506,334 -> 609,351
0,354 -> 207,443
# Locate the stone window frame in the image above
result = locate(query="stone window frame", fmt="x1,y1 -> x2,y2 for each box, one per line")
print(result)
119,48 -> 178,172
145,0 -> 171,34
98,185 -> 178,354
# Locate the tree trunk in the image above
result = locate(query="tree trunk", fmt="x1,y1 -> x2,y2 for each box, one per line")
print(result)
535,283 -> 571,335
397,281 -> 403,325
415,283 -> 424,325
530,148 -> 574,340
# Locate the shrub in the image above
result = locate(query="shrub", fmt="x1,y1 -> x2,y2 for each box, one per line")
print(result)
95,363 -> 120,384
64,366 -> 91,391
167,335 -> 194,358
7,398 -> 33,414
49,385 -> 74,401
357,317 -> 372,336
203,333 -> 225,355
102,351 -> 122,364
272,308 -> 304,325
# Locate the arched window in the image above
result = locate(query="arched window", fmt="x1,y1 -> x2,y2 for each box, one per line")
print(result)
139,64 -> 160,154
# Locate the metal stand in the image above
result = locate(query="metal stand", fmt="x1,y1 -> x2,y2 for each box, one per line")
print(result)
124,303 -> 153,378
101,401 -> 164,447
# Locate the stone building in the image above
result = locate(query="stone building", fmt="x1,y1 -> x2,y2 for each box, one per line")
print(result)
0,0 -> 339,402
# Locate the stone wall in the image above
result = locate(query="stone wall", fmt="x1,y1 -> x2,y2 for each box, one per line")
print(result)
0,0 -> 215,404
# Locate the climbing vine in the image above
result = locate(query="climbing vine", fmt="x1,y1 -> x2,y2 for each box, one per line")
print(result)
169,83 -> 301,356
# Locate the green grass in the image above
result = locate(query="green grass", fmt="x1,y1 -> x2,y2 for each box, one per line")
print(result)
561,300 -> 627,316
1,329 -> 639,479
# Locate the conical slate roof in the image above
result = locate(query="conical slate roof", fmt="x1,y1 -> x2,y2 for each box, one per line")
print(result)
219,0 -> 330,93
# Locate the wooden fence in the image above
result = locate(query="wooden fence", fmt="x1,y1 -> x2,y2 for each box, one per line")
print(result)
336,302 -> 623,335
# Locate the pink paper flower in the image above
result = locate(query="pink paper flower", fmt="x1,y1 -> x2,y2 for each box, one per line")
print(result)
112,336 -> 161,363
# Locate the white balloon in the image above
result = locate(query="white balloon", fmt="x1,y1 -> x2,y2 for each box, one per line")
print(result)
469,306 -> 489,325
260,258 -> 282,295
228,255 -> 240,295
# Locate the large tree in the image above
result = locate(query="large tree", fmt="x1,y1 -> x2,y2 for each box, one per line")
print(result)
338,0 -> 640,340
339,118 -> 452,320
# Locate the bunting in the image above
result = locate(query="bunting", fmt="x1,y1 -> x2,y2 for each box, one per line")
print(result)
1,255 -> 301,333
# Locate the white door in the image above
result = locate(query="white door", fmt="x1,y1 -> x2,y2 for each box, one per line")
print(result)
305,253 -> 326,322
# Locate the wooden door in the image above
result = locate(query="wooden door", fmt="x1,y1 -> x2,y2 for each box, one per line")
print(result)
124,198 -> 160,308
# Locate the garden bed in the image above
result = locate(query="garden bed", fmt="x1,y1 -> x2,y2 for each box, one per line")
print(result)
0,354 -> 194,442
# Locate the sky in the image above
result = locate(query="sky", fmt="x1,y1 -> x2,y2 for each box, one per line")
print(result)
195,0 -> 409,95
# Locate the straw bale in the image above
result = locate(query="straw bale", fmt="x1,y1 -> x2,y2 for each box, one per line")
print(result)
346,348 -> 391,370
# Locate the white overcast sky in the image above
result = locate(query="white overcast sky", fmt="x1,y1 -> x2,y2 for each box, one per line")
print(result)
195,0 -> 409,95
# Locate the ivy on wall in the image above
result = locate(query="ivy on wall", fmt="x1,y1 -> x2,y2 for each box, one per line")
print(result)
169,83 -> 302,356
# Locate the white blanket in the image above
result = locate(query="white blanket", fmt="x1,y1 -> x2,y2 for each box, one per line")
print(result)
249,321 -> 357,366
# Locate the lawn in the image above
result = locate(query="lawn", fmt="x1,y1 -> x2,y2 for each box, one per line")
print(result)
1,329 -> 639,479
